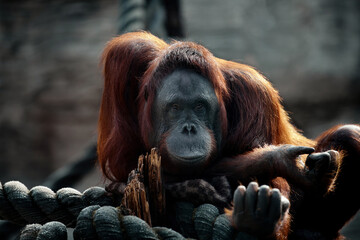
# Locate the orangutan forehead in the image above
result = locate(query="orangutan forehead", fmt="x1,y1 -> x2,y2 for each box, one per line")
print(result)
156,69 -> 218,103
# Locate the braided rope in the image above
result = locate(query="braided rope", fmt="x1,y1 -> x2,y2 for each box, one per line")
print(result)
19,222 -> 67,240
174,202 -> 256,240
18,203 -> 257,239
0,181 -> 119,227
1,181 -> 257,239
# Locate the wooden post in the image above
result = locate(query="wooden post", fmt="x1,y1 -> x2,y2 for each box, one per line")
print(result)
122,167 -> 152,226
145,148 -> 166,226
121,148 -> 165,226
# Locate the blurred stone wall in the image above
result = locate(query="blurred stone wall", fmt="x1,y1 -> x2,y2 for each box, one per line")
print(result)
0,0 -> 359,188
183,0 -> 360,138
0,0 -> 118,186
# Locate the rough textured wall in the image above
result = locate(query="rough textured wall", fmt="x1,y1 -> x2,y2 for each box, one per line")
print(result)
183,0 -> 360,138
0,0 -> 118,185
0,0 -> 359,188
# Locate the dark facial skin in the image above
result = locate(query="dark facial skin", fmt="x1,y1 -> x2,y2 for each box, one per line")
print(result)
151,69 -> 221,176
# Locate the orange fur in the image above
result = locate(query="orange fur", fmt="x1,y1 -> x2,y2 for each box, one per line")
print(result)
98,32 -> 360,239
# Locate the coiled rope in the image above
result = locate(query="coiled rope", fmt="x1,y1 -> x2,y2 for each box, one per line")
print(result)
1,181 -> 257,239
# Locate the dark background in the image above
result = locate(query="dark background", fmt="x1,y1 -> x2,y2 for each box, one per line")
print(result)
0,0 -> 359,237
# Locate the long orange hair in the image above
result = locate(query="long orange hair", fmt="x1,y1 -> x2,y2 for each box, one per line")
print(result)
98,32 -> 313,182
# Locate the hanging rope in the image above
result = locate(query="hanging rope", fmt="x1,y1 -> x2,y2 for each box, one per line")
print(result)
118,0 -> 147,33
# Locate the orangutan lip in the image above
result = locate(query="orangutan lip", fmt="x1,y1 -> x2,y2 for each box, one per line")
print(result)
171,154 -> 205,163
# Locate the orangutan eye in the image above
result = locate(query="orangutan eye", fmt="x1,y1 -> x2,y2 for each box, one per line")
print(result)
194,103 -> 206,113
171,104 -> 180,111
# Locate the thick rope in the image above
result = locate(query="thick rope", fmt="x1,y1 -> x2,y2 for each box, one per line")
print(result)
19,222 -> 67,240
174,202 -> 257,240
17,202 -> 258,239
1,181 -> 258,239
0,181 -> 119,227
